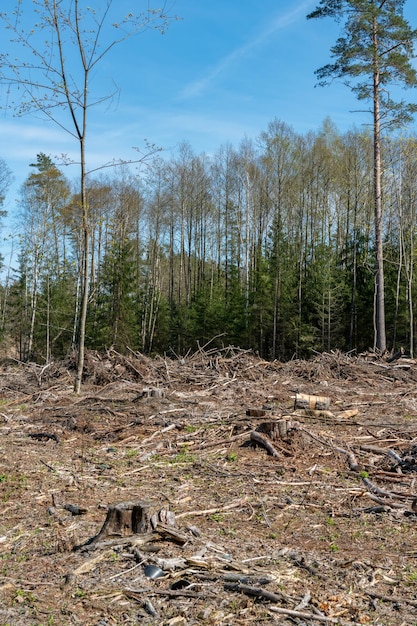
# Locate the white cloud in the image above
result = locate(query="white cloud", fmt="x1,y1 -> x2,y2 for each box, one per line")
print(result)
0,119 -> 76,164
179,0 -> 315,99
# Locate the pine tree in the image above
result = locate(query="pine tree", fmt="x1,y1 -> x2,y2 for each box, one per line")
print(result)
307,0 -> 417,352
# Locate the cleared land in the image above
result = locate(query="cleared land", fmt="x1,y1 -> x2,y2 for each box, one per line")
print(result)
1,349 -> 417,625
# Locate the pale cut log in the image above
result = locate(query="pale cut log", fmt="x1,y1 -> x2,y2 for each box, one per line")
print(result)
337,408 -> 359,419
294,393 -> 330,411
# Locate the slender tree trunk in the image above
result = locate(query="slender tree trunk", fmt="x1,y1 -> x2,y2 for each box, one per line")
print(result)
373,16 -> 386,353
27,246 -> 40,361
348,192 -> 358,351
74,133 -> 89,393
408,247 -> 414,358
46,274 -> 51,364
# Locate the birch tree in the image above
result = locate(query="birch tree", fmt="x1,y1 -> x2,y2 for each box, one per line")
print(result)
0,0 -> 176,391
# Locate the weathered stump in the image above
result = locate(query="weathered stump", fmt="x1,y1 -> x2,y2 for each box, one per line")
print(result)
251,419 -> 299,457
91,500 -> 170,543
257,419 -> 298,442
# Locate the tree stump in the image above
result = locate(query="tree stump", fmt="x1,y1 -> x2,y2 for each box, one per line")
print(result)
257,419 -> 298,442
91,500 -> 171,543
251,419 -> 299,457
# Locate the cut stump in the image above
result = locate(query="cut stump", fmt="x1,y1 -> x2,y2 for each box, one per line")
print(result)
91,500 -> 175,544
251,419 -> 299,457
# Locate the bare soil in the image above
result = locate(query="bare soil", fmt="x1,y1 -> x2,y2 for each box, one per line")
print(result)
1,348 -> 417,626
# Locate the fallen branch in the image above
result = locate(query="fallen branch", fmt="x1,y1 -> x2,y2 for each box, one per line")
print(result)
386,347 -> 404,363
365,493 -> 406,509
334,447 -> 361,472
62,504 -> 88,516
28,432 -> 60,444
268,605 -> 344,623
124,587 -> 209,600
77,533 -> 155,552
225,582 -> 340,623
362,477 -> 408,500
224,581 -> 285,603
154,523 -> 188,544
366,590 -> 417,608
176,497 -> 248,519
250,431 -> 280,457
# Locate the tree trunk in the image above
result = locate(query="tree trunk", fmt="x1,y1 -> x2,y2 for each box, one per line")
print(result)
74,133 -> 89,394
373,16 -> 386,353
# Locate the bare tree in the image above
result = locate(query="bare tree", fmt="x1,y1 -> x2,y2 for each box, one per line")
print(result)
0,1 -> 176,391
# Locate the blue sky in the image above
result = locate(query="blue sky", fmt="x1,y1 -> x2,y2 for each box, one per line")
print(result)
1,0 -> 417,214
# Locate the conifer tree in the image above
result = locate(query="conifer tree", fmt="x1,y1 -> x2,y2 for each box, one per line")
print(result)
307,0 -> 417,352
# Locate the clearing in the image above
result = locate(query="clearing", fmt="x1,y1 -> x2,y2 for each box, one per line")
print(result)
1,348 -> 417,625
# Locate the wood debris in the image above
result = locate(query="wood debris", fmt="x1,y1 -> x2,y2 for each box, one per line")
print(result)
1,348 -> 417,624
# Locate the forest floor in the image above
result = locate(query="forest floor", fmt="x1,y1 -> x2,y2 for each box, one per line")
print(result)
1,347 -> 417,626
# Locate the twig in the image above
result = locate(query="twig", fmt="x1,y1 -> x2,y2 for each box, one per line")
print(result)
40,459 -> 56,472
106,561 -> 143,582
124,587 -> 208,600
196,333 -> 227,354
35,362 -> 54,386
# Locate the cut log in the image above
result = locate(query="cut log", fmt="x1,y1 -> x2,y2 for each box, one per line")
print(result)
294,393 -> 330,411
246,408 -> 266,417
142,387 -> 166,398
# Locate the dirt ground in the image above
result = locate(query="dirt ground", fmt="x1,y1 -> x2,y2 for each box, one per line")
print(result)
1,348 -> 417,626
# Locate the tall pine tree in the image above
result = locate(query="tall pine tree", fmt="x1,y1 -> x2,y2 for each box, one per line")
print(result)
307,0 -> 417,353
